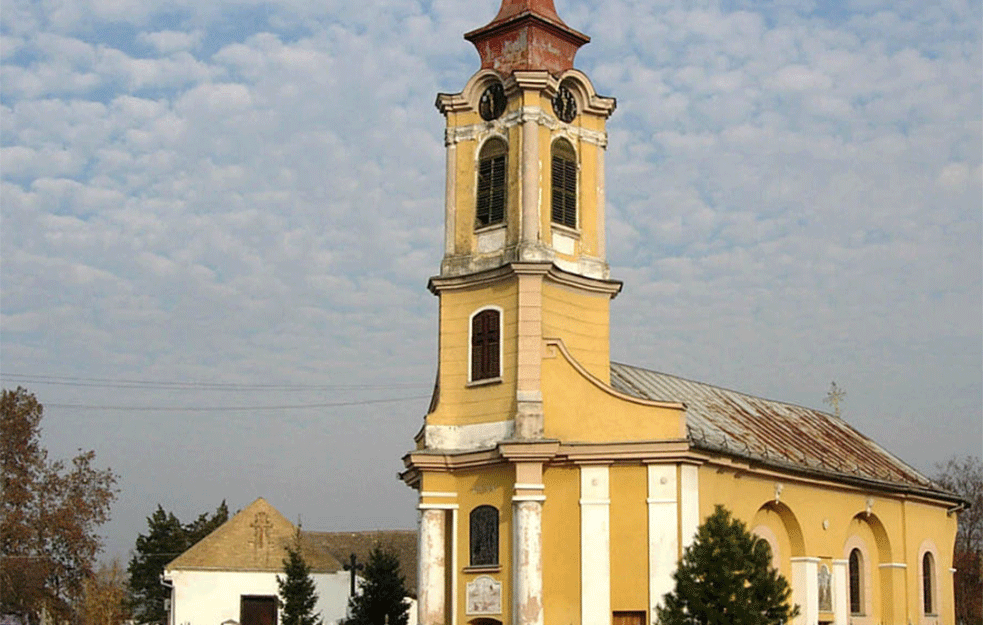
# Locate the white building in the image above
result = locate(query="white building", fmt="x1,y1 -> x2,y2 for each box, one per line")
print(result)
163,498 -> 416,625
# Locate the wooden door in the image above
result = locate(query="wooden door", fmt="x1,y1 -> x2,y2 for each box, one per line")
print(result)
241,596 -> 277,625
612,611 -> 646,625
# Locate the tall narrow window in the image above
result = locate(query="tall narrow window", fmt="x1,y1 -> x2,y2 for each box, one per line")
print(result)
471,308 -> 500,381
476,139 -> 507,227
849,548 -> 863,615
922,552 -> 936,614
551,139 -> 577,229
470,505 -> 499,566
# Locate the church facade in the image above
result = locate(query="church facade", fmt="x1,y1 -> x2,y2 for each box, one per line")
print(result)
399,2 -> 962,625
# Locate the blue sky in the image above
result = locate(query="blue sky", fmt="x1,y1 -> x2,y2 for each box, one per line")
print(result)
2,0 -> 980,560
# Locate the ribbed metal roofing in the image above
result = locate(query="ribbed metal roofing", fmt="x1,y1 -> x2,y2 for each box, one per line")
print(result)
610,362 -> 940,492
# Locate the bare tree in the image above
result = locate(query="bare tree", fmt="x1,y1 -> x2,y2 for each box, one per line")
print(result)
935,455 -> 982,625
82,561 -> 129,625
1,387 -> 119,624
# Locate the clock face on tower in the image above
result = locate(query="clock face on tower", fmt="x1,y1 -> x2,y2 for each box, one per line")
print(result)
552,85 -> 577,123
479,82 -> 507,121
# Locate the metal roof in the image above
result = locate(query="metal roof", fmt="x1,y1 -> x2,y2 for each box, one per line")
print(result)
610,362 -> 945,494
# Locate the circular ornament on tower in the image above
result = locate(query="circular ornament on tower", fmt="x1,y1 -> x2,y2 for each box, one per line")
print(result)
552,85 -> 577,123
478,82 -> 507,121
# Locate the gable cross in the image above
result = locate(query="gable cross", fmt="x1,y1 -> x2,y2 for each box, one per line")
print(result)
250,512 -> 273,549
824,381 -> 846,417
343,553 -> 363,596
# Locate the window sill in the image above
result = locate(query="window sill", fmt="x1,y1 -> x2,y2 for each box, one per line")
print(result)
475,223 -> 506,234
463,564 -> 501,574
467,377 -> 502,388
550,223 -> 580,238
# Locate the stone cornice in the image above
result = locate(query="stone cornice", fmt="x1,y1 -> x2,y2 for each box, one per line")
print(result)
428,262 -> 622,296
443,107 -> 609,147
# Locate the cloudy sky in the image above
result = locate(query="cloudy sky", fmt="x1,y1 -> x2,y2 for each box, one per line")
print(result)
1,0 -> 980,560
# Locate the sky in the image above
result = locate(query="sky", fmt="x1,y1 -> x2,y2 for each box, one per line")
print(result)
1,0 -> 980,562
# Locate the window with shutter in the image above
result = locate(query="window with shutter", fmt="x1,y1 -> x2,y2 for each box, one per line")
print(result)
470,505 -> 499,566
476,139 -> 507,228
551,139 -> 577,229
470,308 -> 500,382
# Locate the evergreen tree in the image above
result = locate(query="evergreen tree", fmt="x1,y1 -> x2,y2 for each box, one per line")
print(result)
346,546 -> 409,625
127,502 -> 229,625
656,505 -> 799,625
277,536 -> 323,625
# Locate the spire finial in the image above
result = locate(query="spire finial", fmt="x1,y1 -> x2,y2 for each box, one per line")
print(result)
464,0 -> 590,75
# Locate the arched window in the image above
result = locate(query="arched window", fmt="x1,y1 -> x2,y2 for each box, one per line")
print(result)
551,139 -> 577,229
922,551 -> 936,614
470,308 -> 500,382
849,548 -> 864,615
476,139 -> 507,228
470,505 -> 499,566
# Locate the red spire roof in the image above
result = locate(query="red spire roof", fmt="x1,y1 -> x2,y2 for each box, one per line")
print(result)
464,0 -> 590,75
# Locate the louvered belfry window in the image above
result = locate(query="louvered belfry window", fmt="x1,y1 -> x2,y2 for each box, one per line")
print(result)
476,139 -> 507,228
551,139 -> 577,229
471,309 -> 500,381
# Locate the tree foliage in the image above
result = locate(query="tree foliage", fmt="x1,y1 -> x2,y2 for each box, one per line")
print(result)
346,546 -> 409,625
81,560 -> 129,625
935,455 -> 982,625
1,387 -> 119,625
655,505 -> 799,625
127,501 -> 228,625
278,534 -> 322,625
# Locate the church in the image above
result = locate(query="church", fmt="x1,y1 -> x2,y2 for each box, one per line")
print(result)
399,2 -> 962,625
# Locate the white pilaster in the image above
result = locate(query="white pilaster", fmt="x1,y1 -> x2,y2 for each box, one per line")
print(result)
520,112 -> 540,249
679,464 -> 700,550
647,464 -> 679,612
418,507 -> 447,625
444,142 -> 456,256
595,142 -> 606,260
832,559 -> 848,625
580,465 -> 610,624
791,557 -> 820,625
513,498 -> 544,625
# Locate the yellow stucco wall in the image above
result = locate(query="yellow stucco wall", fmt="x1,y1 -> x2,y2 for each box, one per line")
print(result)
542,465 -> 581,623
540,344 -> 685,442
541,281 -> 610,381
699,463 -> 957,624
430,282 -> 517,426
610,464 -> 649,613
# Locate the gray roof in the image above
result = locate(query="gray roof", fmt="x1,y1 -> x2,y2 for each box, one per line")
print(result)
610,362 -> 951,498
304,530 -> 418,597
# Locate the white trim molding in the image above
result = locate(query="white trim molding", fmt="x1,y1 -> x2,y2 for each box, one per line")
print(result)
580,465 -> 610,625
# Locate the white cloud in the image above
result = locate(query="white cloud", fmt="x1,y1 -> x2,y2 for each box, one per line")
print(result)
0,0 -> 978,558
138,29 -> 203,54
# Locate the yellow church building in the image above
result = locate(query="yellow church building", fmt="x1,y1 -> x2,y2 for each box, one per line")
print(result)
399,2 -> 963,625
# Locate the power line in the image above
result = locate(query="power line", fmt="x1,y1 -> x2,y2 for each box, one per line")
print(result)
45,395 -> 431,412
1,373 -> 430,391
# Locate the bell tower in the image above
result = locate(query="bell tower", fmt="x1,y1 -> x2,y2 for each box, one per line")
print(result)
428,0 -> 619,440
436,0 -> 616,282
405,3 -> 624,624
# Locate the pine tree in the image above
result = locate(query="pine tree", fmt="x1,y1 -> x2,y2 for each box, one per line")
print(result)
656,505 -> 800,625
278,535 -> 322,625
346,546 -> 409,625
127,502 -> 229,625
